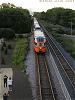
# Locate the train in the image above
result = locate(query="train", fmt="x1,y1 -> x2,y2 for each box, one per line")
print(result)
33,18 -> 46,53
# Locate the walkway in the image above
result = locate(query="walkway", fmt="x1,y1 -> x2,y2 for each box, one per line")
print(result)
8,68 -> 33,100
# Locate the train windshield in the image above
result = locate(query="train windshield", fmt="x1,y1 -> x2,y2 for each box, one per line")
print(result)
35,27 -> 41,31
37,37 -> 44,42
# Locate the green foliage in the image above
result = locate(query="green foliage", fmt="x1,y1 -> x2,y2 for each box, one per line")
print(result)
35,7 -> 75,28
1,57 -> 5,64
2,42 -> 6,47
0,28 -> 15,39
53,33 -> 75,59
1,41 -> 8,54
4,47 -> 8,54
0,5 -> 32,35
12,38 -> 28,67
7,44 -> 12,49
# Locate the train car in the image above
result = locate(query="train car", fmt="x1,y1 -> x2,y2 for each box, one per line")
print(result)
33,18 -> 46,53
34,24 -> 41,30
34,18 -> 42,31
34,30 -> 46,42
34,20 -> 38,25
34,30 -> 46,53
34,18 -> 38,26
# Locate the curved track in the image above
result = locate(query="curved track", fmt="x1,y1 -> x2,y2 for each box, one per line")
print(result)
36,54 -> 55,100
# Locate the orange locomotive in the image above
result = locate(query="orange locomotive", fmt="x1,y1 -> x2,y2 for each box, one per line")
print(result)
34,40 -> 46,53
34,31 -> 46,53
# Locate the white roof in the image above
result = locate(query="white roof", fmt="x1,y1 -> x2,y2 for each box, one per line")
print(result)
34,21 -> 38,25
34,24 -> 40,28
34,30 -> 45,38
34,18 -> 39,26
34,17 -> 37,21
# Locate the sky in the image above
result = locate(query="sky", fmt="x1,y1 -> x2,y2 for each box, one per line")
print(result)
0,0 -> 75,12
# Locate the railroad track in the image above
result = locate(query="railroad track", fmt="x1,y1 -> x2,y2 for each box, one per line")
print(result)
46,34 -> 75,98
35,54 -> 55,100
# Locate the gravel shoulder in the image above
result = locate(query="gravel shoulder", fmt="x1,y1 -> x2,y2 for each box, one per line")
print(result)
25,35 -> 38,100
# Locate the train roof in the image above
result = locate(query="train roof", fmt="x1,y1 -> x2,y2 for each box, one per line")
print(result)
34,18 -> 39,25
34,17 -> 37,21
34,18 -> 45,38
34,30 -> 45,38
34,24 -> 40,28
34,18 -> 38,22
34,21 -> 38,25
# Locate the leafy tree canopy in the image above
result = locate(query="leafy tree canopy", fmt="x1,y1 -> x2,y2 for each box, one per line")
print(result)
0,3 -> 32,36
34,7 -> 75,28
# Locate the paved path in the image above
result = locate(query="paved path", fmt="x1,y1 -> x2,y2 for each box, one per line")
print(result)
8,68 -> 33,100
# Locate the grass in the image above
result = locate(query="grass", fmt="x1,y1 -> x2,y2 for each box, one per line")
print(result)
53,33 -> 75,59
40,20 -> 75,59
0,39 -> 15,66
12,38 -> 29,70
0,37 -> 29,71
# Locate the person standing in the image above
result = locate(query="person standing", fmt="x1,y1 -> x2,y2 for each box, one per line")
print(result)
7,77 -> 13,91
3,93 -> 8,100
4,75 -> 8,87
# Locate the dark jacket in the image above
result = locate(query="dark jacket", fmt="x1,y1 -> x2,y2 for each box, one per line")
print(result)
3,94 -> 8,100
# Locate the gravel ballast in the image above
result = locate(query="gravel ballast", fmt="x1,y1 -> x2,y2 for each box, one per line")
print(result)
25,35 -> 38,100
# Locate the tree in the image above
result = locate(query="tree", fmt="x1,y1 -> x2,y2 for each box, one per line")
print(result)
1,57 -> 5,64
0,28 -> 15,39
36,7 -> 75,28
0,4 -> 32,35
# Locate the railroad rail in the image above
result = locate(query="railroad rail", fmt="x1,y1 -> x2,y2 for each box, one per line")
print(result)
46,34 -> 75,98
36,54 -> 55,100
37,20 -> 75,98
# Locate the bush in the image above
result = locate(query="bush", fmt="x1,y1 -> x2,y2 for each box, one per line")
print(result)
7,44 -> 12,49
0,28 -> 15,39
1,57 -> 5,64
12,38 -> 28,67
4,47 -> 8,54
2,42 -> 6,47
0,7 -> 32,34
18,35 -> 23,38
53,33 -> 75,59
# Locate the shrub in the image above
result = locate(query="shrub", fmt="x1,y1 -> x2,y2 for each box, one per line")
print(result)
0,28 -> 15,39
7,44 -> 12,49
1,57 -> 5,64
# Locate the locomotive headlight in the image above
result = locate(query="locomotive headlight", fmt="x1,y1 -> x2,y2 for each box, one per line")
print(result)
40,47 -> 42,49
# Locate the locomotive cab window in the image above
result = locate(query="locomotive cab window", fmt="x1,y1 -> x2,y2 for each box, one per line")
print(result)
37,37 -> 44,42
